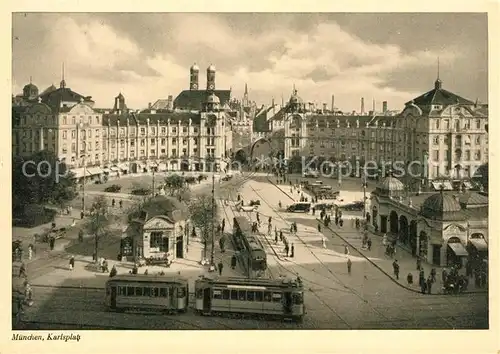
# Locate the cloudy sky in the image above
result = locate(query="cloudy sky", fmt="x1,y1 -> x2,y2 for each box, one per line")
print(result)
12,13 -> 488,111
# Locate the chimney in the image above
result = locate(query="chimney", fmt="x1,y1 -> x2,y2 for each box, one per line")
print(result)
323,103 -> 327,113
361,97 -> 365,115
331,95 -> 335,112
148,102 -> 152,109
382,101 -> 388,113
369,110 -> 374,116
167,95 -> 173,110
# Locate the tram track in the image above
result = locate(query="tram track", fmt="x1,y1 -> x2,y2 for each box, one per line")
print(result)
250,174 -> 391,323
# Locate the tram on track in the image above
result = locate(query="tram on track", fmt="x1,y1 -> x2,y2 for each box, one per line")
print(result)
105,275 -> 189,313
232,216 -> 267,272
194,276 -> 305,321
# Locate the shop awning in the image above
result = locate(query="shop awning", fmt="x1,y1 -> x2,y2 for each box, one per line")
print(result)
432,181 -> 453,191
71,168 -> 86,179
118,163 -> 129,171
102,168 -> 111,173
110,166 -> 120,172
469,238 -> 488,252
463,181 -> 473,189
448,242 -> 468,256
86,167 -> 104,176
158,163 -> 167,171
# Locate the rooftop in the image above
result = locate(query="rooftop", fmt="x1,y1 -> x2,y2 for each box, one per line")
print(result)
173,89 -> 231,111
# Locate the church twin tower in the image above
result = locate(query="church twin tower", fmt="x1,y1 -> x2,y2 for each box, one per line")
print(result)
189,63 -> 216,91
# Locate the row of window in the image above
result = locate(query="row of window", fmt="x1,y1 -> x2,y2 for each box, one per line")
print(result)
432,149 -> 483,162
197,288 -> 304,304
115,285 -> 187,298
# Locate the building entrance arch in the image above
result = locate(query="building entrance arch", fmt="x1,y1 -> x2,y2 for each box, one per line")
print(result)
399,215 -> 409,245
389,210 -> 399,234
409,220 -> 417,256
419,231 -> 428,259
234,149 -> 248,165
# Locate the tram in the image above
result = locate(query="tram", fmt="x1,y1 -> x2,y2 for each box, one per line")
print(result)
194,276 -> 305,321
105,274 -> 189,313
233,216 -> 267,272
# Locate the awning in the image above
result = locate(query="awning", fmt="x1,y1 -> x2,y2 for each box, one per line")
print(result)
158,163 -> 167,171
118,163 -> 129,171
443,181 -> 453,190
71,168 -> 86,179
432,181 -> 453,191
86,167 -> 104,176
463,181 -> 473,189
431,182 -> 441,191
110,166 -> 120,172
469,238 -> 488,252
448,242 -> 468,256
102,168 -> 111,173
170,160 -> 178,164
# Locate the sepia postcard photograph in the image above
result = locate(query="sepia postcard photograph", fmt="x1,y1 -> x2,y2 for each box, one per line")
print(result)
4,3 -> 499,354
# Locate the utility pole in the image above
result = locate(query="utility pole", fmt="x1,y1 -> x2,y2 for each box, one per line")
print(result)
152,163 -> 156,196
211,173 -> 215,265
362,166 -> 367,220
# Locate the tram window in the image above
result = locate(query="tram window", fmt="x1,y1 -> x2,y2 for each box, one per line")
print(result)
144,287 -> 151,296
153,288 -> 160,297
178,287 -> 186,298
135,287 -> 143,296
238,290 -> 246,301
196,289 -> 203,299
230,290 -> 238,300
255,291 -> 263,302
272,292 -> 282,303
293,293 -> 303,304
127,287 -> 134,296
160,288 -> 167,297
222,290 -> 230,300
263,291 -> 272,302
117,286 -> 123,296
246,291 -> 255,301
169,287 -> 174,297
213,290 -> 222,300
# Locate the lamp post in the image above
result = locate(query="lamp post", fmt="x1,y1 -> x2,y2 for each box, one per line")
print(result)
362,166 -> 367,220
210,173 -> 216,266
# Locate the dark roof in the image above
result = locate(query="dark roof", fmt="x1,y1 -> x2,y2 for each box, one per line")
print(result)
458,192 -> 489,207
253,113 -> 270,132
406,85 -> 474,107
173,90 -> 231,111
39,87 -> 94,109
134,195 -> 188,222
103,112 -> 201,126
39,84 -> 57,96
420,192 -> 465,221
377,177 -> 405,192
150,99 -> 170,110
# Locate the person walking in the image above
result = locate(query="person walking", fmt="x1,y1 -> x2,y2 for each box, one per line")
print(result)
416,257 -> 422,271
392,260 -> 400,280
275,232 -> 279,244
426,276 -> 433,294
347,258 -> 352,275
221,218 -> 225,233
231,255 -> 237,270
217,261 -> 224,276
28,245 -> 33,261
339,219 -> 344,228
419,269 -> 425,288
367,238 -> 372,251
344,245 -> 350,255
109,265 -> 117,277
290,244 -> 295,258
322,236 -> 327,249
69,256 -> 75,271
19,263 -> 27,278
78,229 -> 84,243
284,244 -> 289,257
430,268 -> 437,283
317,223 -> 322,233
119,200 -> 123,209
112,199 -> 116,207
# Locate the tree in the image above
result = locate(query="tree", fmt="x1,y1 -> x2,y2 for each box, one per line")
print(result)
12,150 -> 77,211
83,195 -> 114,261
188,193 -> 219,262
164,174 -> 188,197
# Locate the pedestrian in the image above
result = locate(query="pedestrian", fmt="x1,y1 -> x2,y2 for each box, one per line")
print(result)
344,245 -> 350,255
19,263 -> 26,278
317,223 -> 322,233
290,244 -> 295,258
284,244 -> 289,257
421,279 -> 427,294
392,260 -> 400,280
347,258 -> 352,275
78,229 -> 84,243
339,219 -> 343,228
109,265 -> 117,277
279,230 -> 283,241
275,232 -> 278,244
419,269 -> 425,287
231,255 -> 237,269
430,268 -> 436,283
442,268 -> 447,283
49,236 -> 55,251
335,217 -> 339,226
407,272 -> 413,285
69,256 -> 75,271
28,245 -> 33,261
426,276 -> 433,294
367,238 -> 372,251
218,261 -> 224,276
222,218 -> 225,232
132,263 -> 138,274
119,200 -> 123,209
416,257 -> 421,271
144,269 -> 149,275
112,199 -> 116,207
322,236 -> 327,249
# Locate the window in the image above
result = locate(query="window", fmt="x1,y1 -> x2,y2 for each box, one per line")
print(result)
246,291 -> 255,301
150,138 -> 155,145
433,136 -> 439,145
151,127 -> 156,135
172,138 -> 177,144
62,131 -> 67,139
193,127 -> 199,134
435,120 -> 440,129
264,291 -> 272,302
172,127 -> 177,134
140,139 -> 145,147
89,117 -> 93,125
127,287 -> 134,296
213,289 -> 222,300
96,117 -> 99,124
475,136 -> 481,145
161,139 -> 166,145
131,141 -> 135,147
140,128 -> 146,135
464,150 -> 470,161
183,138 -> 187,145
293,293 -> 303,304
160,288 -> 167,297
72,117 -> 76,124
144,287 -> 151,297
183,126 -> 187,133
95,141 -> 99,150
230,290 -> 238,300
153,288 -> 160,297
272,292 -> 282,303
193,138 -> 198,145
222,290 -> 230,300
474,150 -> 481,160
161,127 -> 166,135
238,290 -> 246,301
135,287 -> 143,296
433,150 -> 439,161
476,119 -> 481,129
95,129 -> 100,138
150,231 -> 168,252
255,291 -> 263,302
71,130 -> 76,139
178,287 -> 186,298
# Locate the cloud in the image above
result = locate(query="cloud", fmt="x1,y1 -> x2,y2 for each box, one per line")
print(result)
12,13 -> 484,112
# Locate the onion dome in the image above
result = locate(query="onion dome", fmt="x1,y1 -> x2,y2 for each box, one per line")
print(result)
289,90 -> 303,105
206,93 -> 220,104
420,192 -> 464,221
190,63 -> 199,72
23,82 -> 38,91
372,176 -> 405,198
207,64 -> 216,72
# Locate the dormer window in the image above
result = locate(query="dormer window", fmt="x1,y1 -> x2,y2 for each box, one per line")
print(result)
433,105 -> 442,110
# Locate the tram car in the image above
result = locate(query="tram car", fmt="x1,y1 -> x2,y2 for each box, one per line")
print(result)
105,274 -> 189,313
233,216 -> 267,271
194,276 -> 305,321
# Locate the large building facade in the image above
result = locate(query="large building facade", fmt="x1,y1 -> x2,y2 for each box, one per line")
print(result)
12,64 -> 236,177
265,77 -> 488,189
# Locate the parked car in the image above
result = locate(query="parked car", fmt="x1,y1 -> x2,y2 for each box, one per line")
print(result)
131,188 -> 151,196
248,199 -> 260,206
221,175 -> 233,181
339,201 -> 364,211
303,170 -> 319,178
105,184 -> 122,193
314,202 -> 334,211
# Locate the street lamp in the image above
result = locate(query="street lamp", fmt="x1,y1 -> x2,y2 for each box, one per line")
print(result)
362,166 -> 368,220
210,173 -> 215,266
79,123 -> 86,216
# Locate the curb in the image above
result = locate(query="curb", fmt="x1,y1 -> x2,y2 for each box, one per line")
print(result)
266,175 -> 486,296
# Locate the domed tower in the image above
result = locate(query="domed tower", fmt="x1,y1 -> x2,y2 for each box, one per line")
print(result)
288,88 -> 303,113
204,92 -> 220,112
420,190 -> 464,221
22,77 -> 39,100
206,64 -> 216,91
190,63 -> 199,90
113,92 -> 127,114
373,176 -> 405,199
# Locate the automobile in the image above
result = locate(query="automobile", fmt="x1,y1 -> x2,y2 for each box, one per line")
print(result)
303,170 -> 319,178
339,201 -> 365,211
104,184 -> 122,193
221,174 -> 233,181
248,199 -> 260,206
286,202 -> 311,213
313,202 -> 334,211
238,204 -> 258,212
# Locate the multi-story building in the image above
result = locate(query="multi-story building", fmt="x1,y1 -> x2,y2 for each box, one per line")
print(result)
270,76 -> 488,189
12,64 -> 235,178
